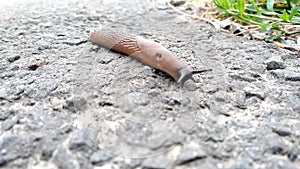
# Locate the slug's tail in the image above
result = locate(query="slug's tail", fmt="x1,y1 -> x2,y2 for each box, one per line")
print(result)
177,67 -> 212,87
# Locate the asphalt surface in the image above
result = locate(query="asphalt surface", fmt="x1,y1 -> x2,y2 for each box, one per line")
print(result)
0,0 -> 300,169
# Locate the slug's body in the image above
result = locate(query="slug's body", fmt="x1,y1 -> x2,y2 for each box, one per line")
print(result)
90,31 -> 211,85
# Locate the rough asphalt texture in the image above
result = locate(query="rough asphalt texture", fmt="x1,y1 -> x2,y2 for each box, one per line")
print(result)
1,0 -> 300,168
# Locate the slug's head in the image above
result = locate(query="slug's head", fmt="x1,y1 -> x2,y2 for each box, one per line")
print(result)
177,67 -> 212,87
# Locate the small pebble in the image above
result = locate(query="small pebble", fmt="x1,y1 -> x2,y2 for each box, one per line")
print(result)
265,56 -> 286,70
287,144 -> 299,162
7,55 -> 20,62
170,0 -> 186,6
90,150 -> 114,165
236,90 -> 247,109
2,116 -> 19,131
65,96 -> 87,111
0,88 -> 9,100
244,86 -> 265,100
271,70 -> 300,81
27,57 -> 45,70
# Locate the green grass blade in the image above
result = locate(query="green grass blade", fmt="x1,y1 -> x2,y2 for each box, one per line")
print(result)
260,24 -> 272,31
291,0 -> 300,4
288,7 -> 299,20
266,32 -> 284,42
213,0 -> 227,10
280,9 -> 289,21
267,0 -> 274,11
248,0 -> 261,14
237,0 -> 245,16
271,23 -> 281,30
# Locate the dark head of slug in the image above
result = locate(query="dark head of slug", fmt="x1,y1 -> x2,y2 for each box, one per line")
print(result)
177,67 -> 212,87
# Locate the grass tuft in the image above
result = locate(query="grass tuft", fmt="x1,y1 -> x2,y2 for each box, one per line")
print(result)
169,0 -> 300,50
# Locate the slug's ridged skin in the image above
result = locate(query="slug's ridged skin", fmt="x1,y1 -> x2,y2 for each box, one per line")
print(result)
90,31 -> 204,85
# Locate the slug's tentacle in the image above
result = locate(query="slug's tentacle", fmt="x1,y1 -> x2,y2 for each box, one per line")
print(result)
177,67 -> 212,86
192,68 -> 213,74
90,31 -> 211,86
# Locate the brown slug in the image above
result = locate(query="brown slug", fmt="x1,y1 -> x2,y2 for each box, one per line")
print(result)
90,31 -> 211,86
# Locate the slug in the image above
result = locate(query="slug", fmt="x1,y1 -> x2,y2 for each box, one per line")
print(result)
90,31 -> 211,86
